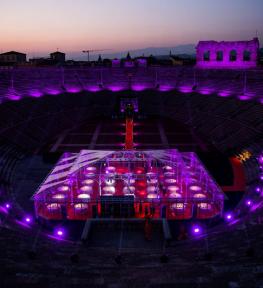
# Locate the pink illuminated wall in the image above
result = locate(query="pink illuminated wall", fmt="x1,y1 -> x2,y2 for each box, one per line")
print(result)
196,38 -> 259,69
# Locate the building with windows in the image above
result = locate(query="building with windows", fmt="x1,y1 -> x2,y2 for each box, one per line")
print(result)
50,51 -> 66,64
0,51 -> 26,64
196,38 -> 259,69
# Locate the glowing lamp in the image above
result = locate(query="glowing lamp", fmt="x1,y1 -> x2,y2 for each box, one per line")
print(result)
189,185 -> 202,192
82,179 -> 94,185
256,187 -> 261,192
193,193 -> 206,199
80,186 -> 93,193
167,185 -> 180,192
192,225 -> 201,235
147,193 -> 158,199
74,203 -> 88,209
171,203 -> 185,210
77,194 -> 90,200
105,178 -> 116,186
246,200 -> 252,206
58,185 -> 69,192
147,186 -> 157,193
86,166 -> 96,172
102,186 -> 115,194
25,216 -> 32,223
106,166 -> 116,173
164,179 -> 177,184
123,186 -> 136,194
163,165 -> 173,171
52,194 -> 66,200
225,213 -> 233,221
55,228 -> 64,237
47,203 -> 61,210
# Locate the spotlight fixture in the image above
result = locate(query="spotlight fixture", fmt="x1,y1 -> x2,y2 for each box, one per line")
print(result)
5,203 -> 11,209
55,228 -> 65,238
246,200 -> 252,207
192,225 -> 201,235
225,212 -> 233,221
25,216 -> 32,223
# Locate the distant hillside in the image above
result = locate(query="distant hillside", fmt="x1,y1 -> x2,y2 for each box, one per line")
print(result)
67,44 -> 196,61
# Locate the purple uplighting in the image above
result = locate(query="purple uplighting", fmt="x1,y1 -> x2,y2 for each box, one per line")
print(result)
5,203 -> 11,209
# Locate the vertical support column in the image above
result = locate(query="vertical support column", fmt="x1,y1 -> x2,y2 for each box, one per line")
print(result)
89,123 -> 101,149
157,121 -> 169,149
125,104 -> 134,150
50,130 -> 68,152
125,117 -> 133,150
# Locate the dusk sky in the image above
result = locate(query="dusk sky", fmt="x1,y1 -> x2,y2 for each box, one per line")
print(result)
0,0 -> 262,58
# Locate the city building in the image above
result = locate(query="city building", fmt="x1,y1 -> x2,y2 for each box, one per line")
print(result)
0,51 -> 26,64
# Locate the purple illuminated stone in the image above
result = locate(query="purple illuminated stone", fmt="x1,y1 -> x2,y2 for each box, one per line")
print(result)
107,85 -> 124,92
196,38 -> 259,69
179,86 -> 192,93
30,90 -> 43,98
199,88 -> 214,95
218,90 -> 231,97
238,94 -> 251,101
158,85 -> 174,92
66,86 -> 81,93
132,84 -> 147,91
46,88 -> 61,95
86,86 -> 101,92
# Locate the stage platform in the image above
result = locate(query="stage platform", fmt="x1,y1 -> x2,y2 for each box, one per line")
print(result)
32,149 -> 225,221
